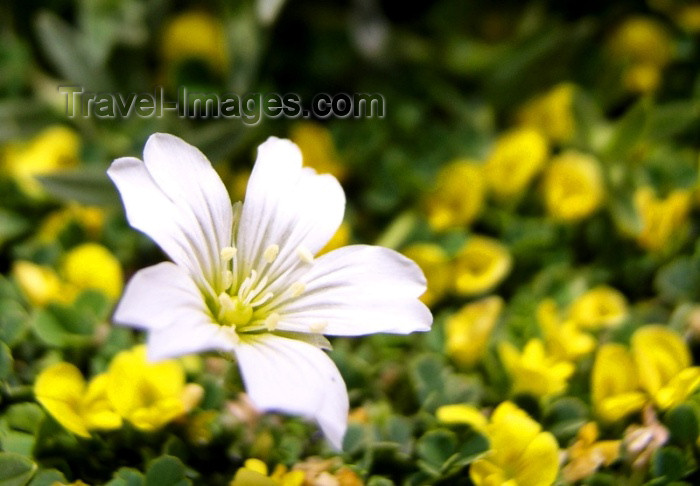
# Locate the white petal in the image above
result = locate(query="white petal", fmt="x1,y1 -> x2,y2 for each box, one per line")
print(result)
112,262 -> 236,360
235,334 -> 348,449
146,322 -> 236,361
236,137 -> 345,283
270,245 -> 432,336
113,262 -> 208,331
108,133 -> 233,291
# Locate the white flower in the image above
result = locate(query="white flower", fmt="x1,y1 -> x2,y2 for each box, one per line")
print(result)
107,133 -> 432,448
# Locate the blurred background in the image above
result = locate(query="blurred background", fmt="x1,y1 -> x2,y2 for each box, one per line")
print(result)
0,0 -> 699,485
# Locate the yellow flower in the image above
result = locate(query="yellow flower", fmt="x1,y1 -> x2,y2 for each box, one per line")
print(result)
38,204 -> 106,241
453,236 -> 512,296
592,343 -> 647,422
290,122 -> 347,181
624,63 -> 663,93
631,326 -> 700,409
106,346 -> 199,431
470,401 -> 560,486
402,243 -> 451,306
12,261 -> 65,307
634,187 -> 691,252
445,296 -> 503,368
3,125 -> 80,196
61,243 -> 124,300
592,326 -> 700,421
34,363 -> 122,438
230,459 -> 305,486
537,299 -> 596,361
541,151 -> 604,222
484,128 -> 549,199
608,17 -> 673,93
609,17 -> 672,68
517,83 -> 577,144
436,403 -> 489,436
424,159 -> 485,231
561,422 -> 621,483
318,222 -> 351,256
676,5 -> 700,33
499,339 -> 575,398
569,286 -> 628,330
161,11 -> 228,73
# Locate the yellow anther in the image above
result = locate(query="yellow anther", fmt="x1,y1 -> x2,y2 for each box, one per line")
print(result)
220,246 -> 237,261
265,313 -> 280,331
296,246 -> 314,264
310,321 -> 328,333
263,244 -> 280,263
290,281 -> 306,297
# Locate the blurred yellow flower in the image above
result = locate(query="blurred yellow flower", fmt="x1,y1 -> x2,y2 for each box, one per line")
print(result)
453,236 -> 511,296
484,128 -> 549,199
592,326 -> 700,421
38,204 -> 106,241
537,299 -> 596,361
569,286 -> 628,330
230,458 -> 305,486
290,122 -> 347,181
609,17 -> 672,68
424,159 -> 484,231
106,346 -> 201,431
318,221 -> 351,256
592,343 -> 647,422
676,5 -> 700,33
3,125 -> 80,196
632,325 -> 700,409
608,17 -> 673,93
161,11 -> 228,73
436,403 -> 489,435
402,243 -> 451,306
634,187 -> 691,252
61,243 -> 124,300
470,401 -> 560,486
624,62 -> 663,93
517,83 -> 577,144
34,362 -> 122,438
541,151 -> 604,222
12,261 -> 65,307
499,338 -> 575,398
445,296 -> 503,368
561,422 -> 621,483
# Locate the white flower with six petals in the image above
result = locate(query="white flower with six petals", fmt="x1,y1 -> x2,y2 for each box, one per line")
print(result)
107,133 -> 432,448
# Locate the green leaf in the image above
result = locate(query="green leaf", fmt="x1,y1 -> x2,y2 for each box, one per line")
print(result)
144,456 -> 191,486
34,12 -> 111,91
0,452 -> 37,486
6,404 -> 45,434
648,101 -> 700,141
0,431 -> 35,457
651,446 -> 688,481
366,477 -> 395,486
416,429 -> 457,476
0,342 -> 12,380
35,168 -> 119,207
665,404 -> 700,446
105,468 -> 144,486
29,303 -> 96,348
0,299 -> 29,347
27,469 -> 67,486
0,209 -> 30,248
604,98 -> 650,159
655,257 -> 700,303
